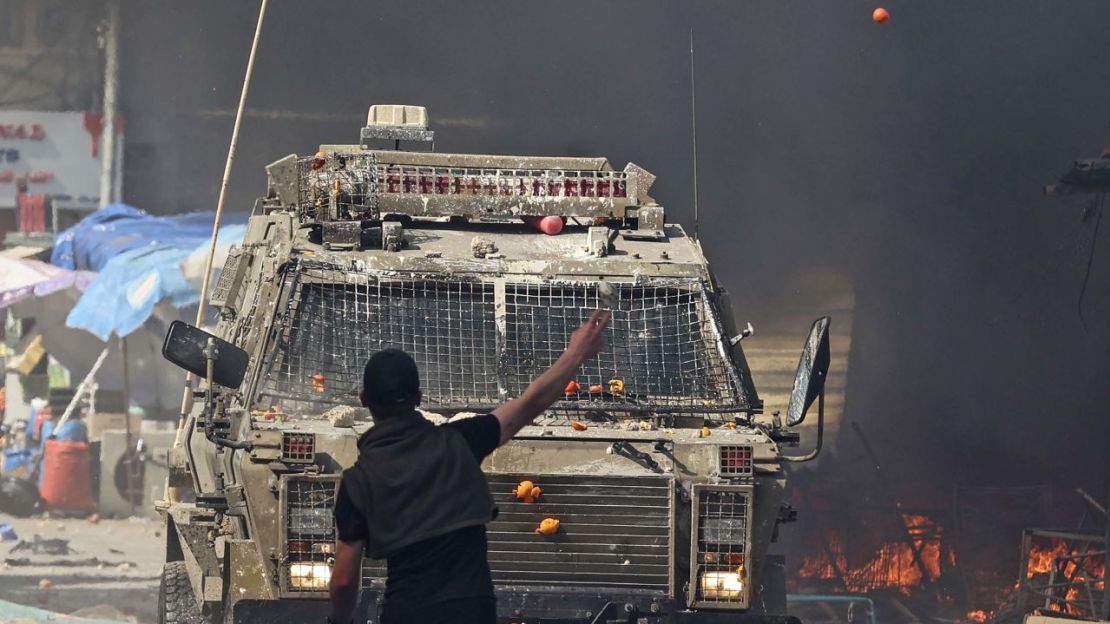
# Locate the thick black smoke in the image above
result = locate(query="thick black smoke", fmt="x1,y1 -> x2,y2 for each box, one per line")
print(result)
121,1 -> 1109,497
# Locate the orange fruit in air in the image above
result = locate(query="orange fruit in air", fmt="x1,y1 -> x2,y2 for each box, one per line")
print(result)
872,7 -> 890,24
570,420 -> 588,431
564,380 -> 581,395
535,517 -> 561,535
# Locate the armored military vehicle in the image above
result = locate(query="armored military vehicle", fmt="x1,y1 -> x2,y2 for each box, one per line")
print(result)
158,105 -> 831,624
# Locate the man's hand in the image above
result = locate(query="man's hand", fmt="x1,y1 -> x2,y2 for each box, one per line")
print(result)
493,310 -> 611,445
566,309 -> 611,364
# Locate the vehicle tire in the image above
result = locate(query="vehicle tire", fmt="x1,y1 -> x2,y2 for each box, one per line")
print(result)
159,561 -> 207,624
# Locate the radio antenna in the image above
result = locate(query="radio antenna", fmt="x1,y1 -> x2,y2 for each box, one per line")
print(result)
174,0 -> 270,436
689,28 -> 700,241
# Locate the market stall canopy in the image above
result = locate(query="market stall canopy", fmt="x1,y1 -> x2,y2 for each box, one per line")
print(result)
51,204 -> 246,340
0,255 -> 93,309
9,290 -> 183,410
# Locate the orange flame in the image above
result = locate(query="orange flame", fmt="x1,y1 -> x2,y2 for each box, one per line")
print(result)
1024,538 -> 1106,617
966,609 -> 988,622
797,513 -> 952,595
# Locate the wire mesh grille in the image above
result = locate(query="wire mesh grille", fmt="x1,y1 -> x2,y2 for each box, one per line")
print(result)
284,477 -> 337,592
503,283 -> 740,411
258,268 -> 499,410
296,153 -> 378,222
255,263 -> 748,417
693,488 -> 751,606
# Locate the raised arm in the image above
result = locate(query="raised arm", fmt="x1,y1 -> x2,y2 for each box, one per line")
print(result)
492,309 -> 610,446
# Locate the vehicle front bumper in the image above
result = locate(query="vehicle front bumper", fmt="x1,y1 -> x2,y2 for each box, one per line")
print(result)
231,588 -> 800,624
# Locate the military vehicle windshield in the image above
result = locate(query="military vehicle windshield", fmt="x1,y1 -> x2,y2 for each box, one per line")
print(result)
253,260 -> 751,421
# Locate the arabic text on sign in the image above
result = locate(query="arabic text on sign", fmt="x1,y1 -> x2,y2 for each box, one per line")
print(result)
0,171 -> 55,184
0,124 -> 46,141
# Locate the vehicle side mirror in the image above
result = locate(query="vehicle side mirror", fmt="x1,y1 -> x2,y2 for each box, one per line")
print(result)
162,320 -> 249,389
785,316 -> 831,426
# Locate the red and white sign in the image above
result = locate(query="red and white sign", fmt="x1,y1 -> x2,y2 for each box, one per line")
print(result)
0,111 -> 122,210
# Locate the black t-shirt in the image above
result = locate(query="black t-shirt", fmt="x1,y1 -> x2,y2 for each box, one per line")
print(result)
334,414 -> 501,611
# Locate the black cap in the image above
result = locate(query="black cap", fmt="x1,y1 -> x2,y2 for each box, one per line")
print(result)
362,349 -> 420,407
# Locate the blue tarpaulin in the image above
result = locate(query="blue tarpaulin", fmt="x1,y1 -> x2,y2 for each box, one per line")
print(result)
52,204 -> 240,272
51,204 -> 246,340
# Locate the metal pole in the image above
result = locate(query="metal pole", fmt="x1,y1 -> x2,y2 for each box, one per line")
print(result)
1102,486 -> 1110,619
688,29 -> 699,241
98,0 -> 119,208
53,346 -> 111,432
170,0 -> 270,498
119,336 -> 134,515
1018,529 -> 1031,615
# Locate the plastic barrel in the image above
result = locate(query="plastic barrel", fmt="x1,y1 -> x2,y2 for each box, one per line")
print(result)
40,439 -> 95,512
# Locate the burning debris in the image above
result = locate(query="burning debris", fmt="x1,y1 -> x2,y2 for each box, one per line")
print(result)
1016,533 -> 1107,620
796,512 -> 953,595
787,472 -> 1108,624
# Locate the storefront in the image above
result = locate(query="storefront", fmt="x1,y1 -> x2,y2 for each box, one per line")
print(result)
0,110 -> 122,245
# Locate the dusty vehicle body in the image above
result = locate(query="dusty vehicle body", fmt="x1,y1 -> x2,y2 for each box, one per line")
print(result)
159,106 -> 829,624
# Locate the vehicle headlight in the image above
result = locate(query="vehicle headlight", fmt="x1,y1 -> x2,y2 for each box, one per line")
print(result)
283,476 -> 339,593
699,570 -> 745,600
690,485 -> 752,609
288,562 -> 332,590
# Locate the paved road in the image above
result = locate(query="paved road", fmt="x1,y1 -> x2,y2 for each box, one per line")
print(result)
0,513 -> 163,624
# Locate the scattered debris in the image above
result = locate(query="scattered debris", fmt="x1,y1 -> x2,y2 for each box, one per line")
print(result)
419,409 -> 449,425
570,421 -> 588,432
6,556 -> 135,568
10,535 -> 73,556
471,236 -> 497,258
322,404 -> 368,427
0,476 -> 40,518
